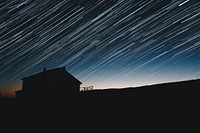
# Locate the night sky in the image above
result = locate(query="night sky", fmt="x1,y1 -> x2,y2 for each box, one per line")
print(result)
1,0 -> 200,97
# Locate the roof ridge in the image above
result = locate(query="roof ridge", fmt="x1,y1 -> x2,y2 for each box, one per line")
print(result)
21,67 -> 82,84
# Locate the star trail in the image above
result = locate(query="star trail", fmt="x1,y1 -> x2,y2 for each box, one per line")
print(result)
1,0 -> 200,97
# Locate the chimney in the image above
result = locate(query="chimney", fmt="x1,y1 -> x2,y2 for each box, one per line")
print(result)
63,66 -> 66,70
43,68 -> 46,72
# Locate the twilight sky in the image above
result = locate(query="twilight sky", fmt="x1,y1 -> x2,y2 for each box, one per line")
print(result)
1,0 -> 200,97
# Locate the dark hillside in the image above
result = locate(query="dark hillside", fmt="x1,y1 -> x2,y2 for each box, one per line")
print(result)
1,79 -> 199,129
1,79 -> 199,111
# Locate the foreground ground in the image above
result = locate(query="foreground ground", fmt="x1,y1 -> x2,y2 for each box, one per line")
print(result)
1,80 -> 199,131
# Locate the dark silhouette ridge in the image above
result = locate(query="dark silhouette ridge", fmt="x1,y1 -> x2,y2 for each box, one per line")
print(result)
1,70 -> 200,125
4,65 -> 200,103
11,70 -> 200,107
80,78 -> 200,103
1,67 -> 199,114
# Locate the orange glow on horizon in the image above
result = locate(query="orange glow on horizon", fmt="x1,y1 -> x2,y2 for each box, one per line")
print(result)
0,83 -> 22,98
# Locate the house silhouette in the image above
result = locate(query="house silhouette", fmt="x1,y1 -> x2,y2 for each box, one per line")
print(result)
15,67 -> 82,98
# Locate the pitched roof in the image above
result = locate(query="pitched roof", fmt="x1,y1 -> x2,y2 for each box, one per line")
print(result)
22,67 -> 82,84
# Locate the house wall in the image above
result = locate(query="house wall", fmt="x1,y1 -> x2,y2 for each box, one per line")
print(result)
21,76 -> 80,97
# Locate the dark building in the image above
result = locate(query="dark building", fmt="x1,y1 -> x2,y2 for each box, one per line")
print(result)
15,67 -> 82,98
